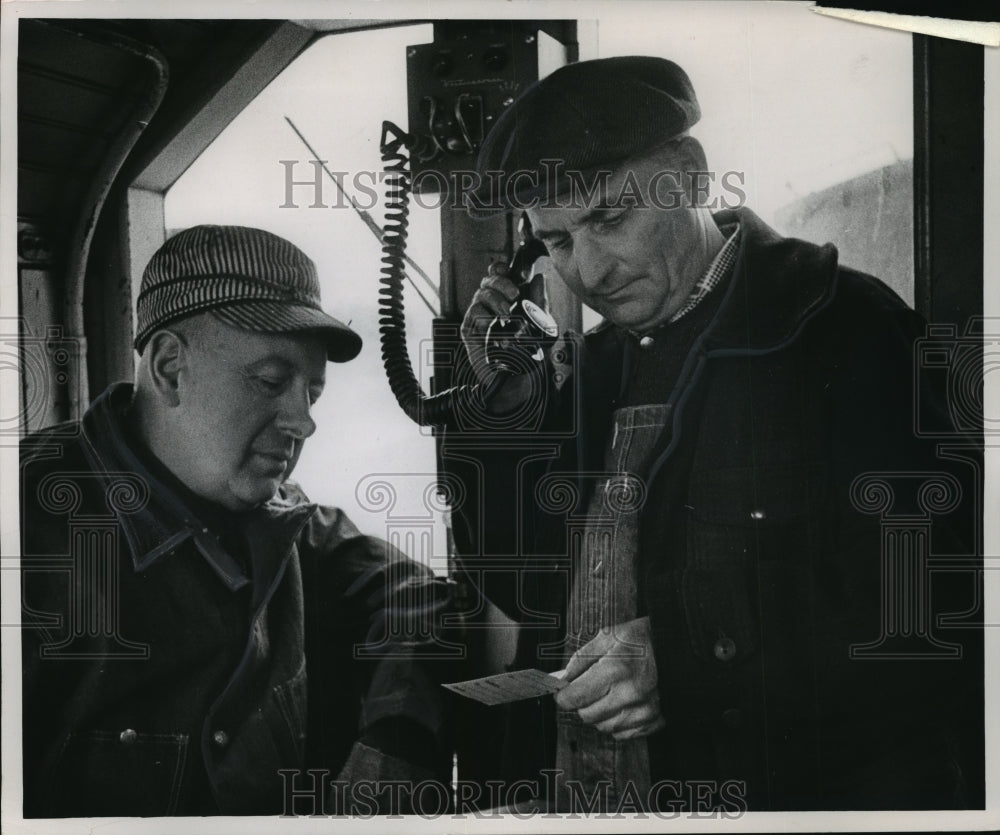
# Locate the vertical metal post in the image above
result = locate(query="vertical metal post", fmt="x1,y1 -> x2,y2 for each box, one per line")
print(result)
912,35 -> 984,329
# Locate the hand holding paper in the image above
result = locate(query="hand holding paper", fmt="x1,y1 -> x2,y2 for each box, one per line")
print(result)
554,616 -> 666,741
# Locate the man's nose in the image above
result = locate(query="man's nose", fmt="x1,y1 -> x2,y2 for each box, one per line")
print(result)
572,235 -> 615,292
275,385 -> 316,440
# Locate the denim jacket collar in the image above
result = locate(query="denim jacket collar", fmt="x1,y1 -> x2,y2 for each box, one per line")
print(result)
79,383 -> 315,594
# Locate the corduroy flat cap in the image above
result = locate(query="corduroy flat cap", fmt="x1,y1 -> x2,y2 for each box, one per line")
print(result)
470,56 -> 700,211
135,225 -> 362,362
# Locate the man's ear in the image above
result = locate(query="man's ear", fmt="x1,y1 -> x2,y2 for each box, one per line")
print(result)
673,135 -> 708,173
144,329 -> 187,407
659,136 -> 710,207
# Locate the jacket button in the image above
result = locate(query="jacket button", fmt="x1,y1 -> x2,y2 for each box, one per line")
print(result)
212,730 -> 230,748
119,728 -> 137,745
721,708 -> 744,729
750,509 -> 766,521
713,637 -> 736,661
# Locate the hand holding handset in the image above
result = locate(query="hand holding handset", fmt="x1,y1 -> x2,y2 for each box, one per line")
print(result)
461,215 -> 559,410
484,226 -> 559,371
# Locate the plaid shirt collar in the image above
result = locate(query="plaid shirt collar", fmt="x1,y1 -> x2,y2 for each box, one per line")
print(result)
668,220 -> 742,325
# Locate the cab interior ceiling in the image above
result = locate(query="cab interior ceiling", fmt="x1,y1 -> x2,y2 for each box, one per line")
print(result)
17,16 -> 570,278
18,18 -> 396,263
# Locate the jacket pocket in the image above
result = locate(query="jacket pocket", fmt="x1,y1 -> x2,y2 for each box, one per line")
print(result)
645,561 -> 763,727
207,658 -> 309,815
668,565 -> 761,664
272,656 -> 308,763
49,730 -> 188,817
685,463 -> 829,565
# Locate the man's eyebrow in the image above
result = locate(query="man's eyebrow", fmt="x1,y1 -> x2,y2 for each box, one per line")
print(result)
245,354 -> 325,385
246,355 -> 294,369
531,224 -> 562,240
580,204 -> 627,220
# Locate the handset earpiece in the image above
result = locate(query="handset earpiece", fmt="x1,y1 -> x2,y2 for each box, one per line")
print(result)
485,215 -> 559,372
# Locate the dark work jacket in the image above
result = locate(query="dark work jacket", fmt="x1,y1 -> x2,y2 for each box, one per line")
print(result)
441,208 -> 983,811
21,383 -> 449,817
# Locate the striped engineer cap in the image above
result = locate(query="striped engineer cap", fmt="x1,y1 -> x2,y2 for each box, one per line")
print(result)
134,225 -> 362,362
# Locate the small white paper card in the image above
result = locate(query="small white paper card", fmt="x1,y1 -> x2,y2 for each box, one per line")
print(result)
443,668 -> 568,706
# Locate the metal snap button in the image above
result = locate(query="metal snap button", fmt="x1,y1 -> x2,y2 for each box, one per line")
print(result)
212,729 -> 230,748
713,636 -> 737,661
750,509 -> 766,521
119,728 -> 137,745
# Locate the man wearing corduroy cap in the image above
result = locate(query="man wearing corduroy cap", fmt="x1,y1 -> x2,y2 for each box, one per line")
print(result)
446,57 -> 982,812
21,226 -> 451,816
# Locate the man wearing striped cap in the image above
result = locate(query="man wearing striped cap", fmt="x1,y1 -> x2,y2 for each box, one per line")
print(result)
21,225 -> 450,816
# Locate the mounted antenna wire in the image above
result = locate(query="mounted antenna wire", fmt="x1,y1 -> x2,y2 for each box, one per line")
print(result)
284,116 -> 439,316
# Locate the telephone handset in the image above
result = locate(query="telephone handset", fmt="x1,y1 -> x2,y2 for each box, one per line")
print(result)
378,121 -> 559,427
484,215 -> 559,374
